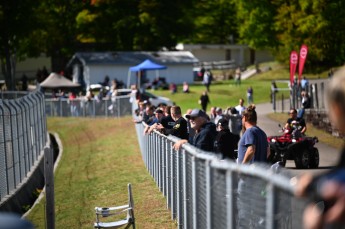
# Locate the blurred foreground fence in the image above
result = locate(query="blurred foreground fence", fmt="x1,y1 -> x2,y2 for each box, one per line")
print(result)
0,90 -> 47,202
134,122 -> 308,229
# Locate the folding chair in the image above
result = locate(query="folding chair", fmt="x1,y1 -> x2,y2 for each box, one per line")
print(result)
94,183 -> 135,229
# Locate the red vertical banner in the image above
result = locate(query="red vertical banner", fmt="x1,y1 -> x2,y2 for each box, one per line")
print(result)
298,44 -> 308,82
290,51 -> 298,86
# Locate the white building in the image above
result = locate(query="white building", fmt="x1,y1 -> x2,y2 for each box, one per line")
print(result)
66,51 -> 199,89
176,44 -> 274,67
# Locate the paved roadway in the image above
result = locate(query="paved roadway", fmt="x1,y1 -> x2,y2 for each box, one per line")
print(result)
256,102 -> 340,176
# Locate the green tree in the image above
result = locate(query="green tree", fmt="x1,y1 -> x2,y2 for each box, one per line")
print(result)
235,0 -> 277,49
184,0 -> 238,44
0,0 -> 41,90
77,0 -> 139,51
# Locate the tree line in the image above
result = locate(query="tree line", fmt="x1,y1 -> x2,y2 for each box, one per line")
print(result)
1,0 -> 344,90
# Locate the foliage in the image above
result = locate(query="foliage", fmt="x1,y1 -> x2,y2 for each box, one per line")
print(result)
3,0 -> 345,90
235,0 -> 345,68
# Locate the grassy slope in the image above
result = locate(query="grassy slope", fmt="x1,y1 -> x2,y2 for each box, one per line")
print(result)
26,117 -> 175,229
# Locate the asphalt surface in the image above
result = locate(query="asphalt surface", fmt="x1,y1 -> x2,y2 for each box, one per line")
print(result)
256,102 -> 340,176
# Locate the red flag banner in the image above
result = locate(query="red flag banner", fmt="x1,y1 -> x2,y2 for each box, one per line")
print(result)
290,51 -> 298,86
298,44 -> 308,82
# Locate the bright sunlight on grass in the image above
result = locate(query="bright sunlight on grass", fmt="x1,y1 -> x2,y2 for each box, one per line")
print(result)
26,117 -> 176,229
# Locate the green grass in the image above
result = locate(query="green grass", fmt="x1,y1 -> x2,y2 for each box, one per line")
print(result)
26,117 -> 175,229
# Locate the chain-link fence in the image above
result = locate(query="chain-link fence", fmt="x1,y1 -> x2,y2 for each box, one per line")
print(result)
45,95 -> 132,118
135,122 -> 310,229
0,90 -> 47,202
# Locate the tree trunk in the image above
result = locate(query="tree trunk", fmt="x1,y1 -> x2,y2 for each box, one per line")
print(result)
2,42 -> 16,91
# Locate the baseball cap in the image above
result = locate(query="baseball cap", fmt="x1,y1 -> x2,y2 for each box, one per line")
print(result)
154,108 -> 163,114
217,118 -> 229,128
185,109 -> 208,119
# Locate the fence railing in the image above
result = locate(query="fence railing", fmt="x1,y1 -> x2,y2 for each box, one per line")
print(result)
194,60 -> 237,71
272,81 -> 327,113
0,90 -> 48,202
134,122 -> 308,229
45,95 -> 132,117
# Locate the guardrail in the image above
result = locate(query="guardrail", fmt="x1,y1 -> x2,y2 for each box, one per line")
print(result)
134,122 -> 308,229
45,95 -> 132,117
0,90 -> 48,202
194,60 -> 237,70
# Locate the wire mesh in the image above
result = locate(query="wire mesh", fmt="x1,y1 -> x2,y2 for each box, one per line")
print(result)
131,102 -> 324,229
0,90 -> 48,202
195,157 -> 207,229
211,168 -> 228,229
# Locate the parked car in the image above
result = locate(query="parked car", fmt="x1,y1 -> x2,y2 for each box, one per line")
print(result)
116,89 -> 174,107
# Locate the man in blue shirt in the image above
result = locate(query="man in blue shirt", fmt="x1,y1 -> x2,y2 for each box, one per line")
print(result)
237,105 -> 269,228
237,105 -> 269,164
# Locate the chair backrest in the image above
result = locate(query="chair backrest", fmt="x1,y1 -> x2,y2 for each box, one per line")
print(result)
127,184 -> 135,222
94,183 -> 135,229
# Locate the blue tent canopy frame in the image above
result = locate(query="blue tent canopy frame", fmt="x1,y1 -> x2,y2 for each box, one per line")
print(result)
129,59 -> 167,71
127,59 -> 167,88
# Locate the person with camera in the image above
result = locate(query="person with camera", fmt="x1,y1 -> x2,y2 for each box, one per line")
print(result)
296,67 -> 345,229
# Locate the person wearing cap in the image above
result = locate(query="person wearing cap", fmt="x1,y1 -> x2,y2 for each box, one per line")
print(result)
144,108 -> 164,134
214,118 -> 238,160
173,108 -> 217,152
155,106 -> 188,140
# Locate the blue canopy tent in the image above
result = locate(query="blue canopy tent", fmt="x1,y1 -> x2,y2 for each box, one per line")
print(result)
127,59 -> 167,88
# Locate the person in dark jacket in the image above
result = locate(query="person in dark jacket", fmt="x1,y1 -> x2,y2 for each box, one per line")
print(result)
173,109 -> 217,152
214,118 -> 238,160
156,106 -> 188,140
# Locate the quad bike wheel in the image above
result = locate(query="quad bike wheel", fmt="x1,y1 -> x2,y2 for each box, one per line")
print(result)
294,149 -> 310,169
309,148 -> 319,169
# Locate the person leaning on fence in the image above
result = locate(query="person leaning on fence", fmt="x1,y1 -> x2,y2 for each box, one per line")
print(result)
173,109 -> 217,152
160,105 -> 175,129
155,106 -> 188,140
295,67 -> 345,229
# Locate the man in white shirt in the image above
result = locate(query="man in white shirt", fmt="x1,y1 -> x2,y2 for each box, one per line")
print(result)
235,98 -> 246,115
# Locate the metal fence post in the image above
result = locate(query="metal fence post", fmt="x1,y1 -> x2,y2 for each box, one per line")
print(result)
170,142 -> 175,219
314,83 -> 319,109
192,156 -> 197,229
226,170 -> 235,228
206,160 -> 212,229
182,149 -> 188,229
320,82 -> 324,109
272,89 -> 276,113
44,147 -> 55,229
266,182 -> 275,229
281,94 -> 284,113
